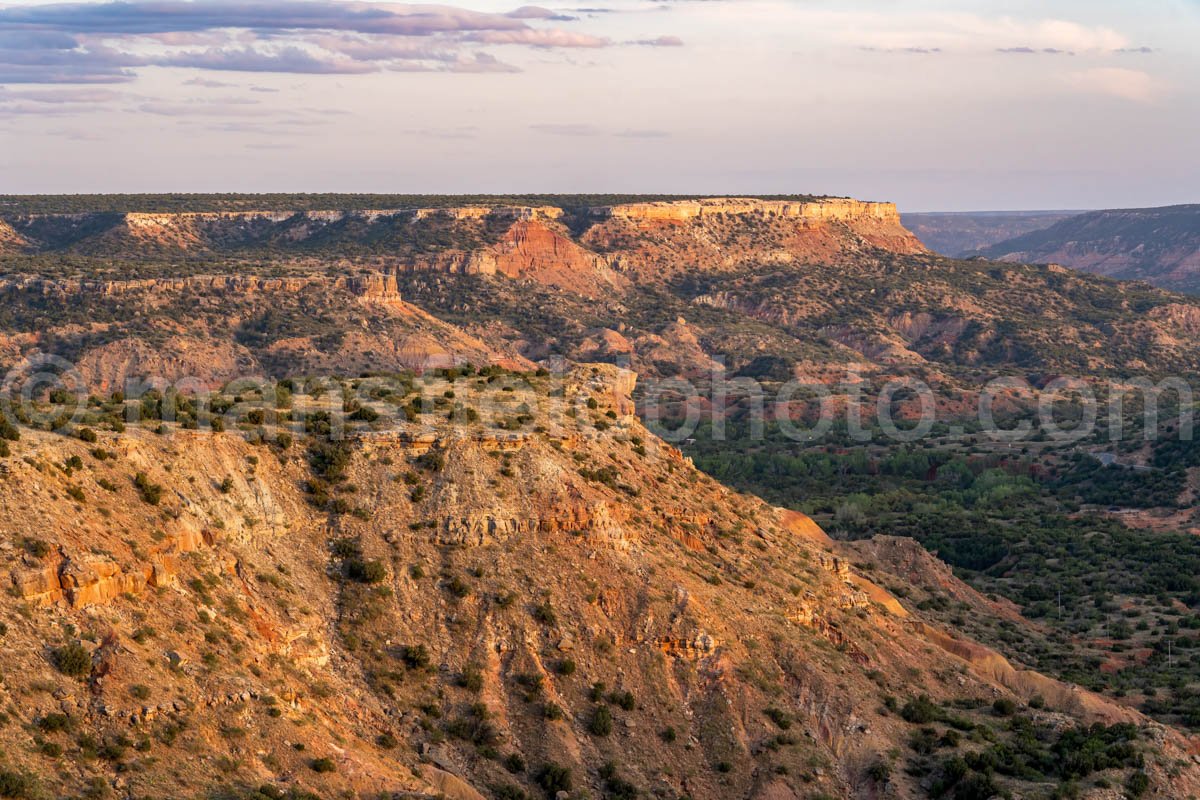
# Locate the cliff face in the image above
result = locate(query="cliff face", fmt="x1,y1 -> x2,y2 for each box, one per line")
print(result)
395,218 -> 628,297
0,271 -> 531,390
591,197 -> 901,223
2,197 -> 926,288
0,365 -> 1190,800
0,218 -> 27,253
580,197 -> 926,280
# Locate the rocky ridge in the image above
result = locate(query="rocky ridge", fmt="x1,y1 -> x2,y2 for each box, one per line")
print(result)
0,364 -> 1194,799
975,204 -> 1200,293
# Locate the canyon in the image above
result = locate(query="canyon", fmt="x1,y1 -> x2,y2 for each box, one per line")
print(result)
0,195 -> 1197,799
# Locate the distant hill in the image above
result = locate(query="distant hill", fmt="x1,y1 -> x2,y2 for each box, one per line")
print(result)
902,210 -> 1081,256
975,204 -> 1200,293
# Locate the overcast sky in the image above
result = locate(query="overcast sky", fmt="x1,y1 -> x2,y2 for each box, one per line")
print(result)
0,0 -> 1196,210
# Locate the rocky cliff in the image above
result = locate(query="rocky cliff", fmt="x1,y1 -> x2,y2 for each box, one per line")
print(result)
0,364 -> 1191,799
2,197 -> 926,290
591,197 -> 900,223
0,269 -> 530,391
0,218 -> 26,254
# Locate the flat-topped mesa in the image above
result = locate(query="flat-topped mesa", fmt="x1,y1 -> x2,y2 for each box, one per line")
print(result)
412,205 -> 563,222
0,272 -> 396,299
105,207 -> 567,242
3,206 -> 568,254
44,205 -> 561,227
588,197 -> 902,224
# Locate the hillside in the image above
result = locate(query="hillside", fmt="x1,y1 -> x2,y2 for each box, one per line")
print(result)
902,211 -> 1080,257
0,364 -> 1192,800
1,195 -> 1200,799
5,197 -> 1200,389
975,205 -> 1200,293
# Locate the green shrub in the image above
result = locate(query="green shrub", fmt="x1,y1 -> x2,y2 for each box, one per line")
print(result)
52,643 -> 91,678
347,559 -> 386,584
490,785 -> 530,800
0,770 -> 30,798
446,705 -> 499,747
459,665 -> 484,692
35,713 -> 72,733
400,644 -> 430,670
133,472 -> 162,505
764,706 -> 792,730
23,538 -> 51,558
900,695 -> 941,724
532,600 -> 556,626
608,689 -> 635,711
535,763 -> 572,797
310,757 -> 336,773
1125,770 -> 1150,798
588,705 -> 613,736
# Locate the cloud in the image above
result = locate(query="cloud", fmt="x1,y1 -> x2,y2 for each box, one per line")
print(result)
0,31 -> 80,50
306,34 -> 452,63
0,101 -> 103,116
0,43 -> 145,84
861,46 -> 942,54
0,87 -> 125,104
1031,19 -> 1125,51
0,0 -> 670,85
159,46 -> 380,74
824,10 -> 1130,54
1063,67 -> 1166,103
468,29 -> 610,47
446,52 -> 521,73
135,100 -> 269,117
183,77 -> 236,88
506,6 -> 578,22
0,2 -> 529,38
627,35 -> 684,47
996,46 -> 1074,55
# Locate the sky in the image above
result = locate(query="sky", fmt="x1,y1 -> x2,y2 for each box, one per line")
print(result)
0,0 -> 1197,210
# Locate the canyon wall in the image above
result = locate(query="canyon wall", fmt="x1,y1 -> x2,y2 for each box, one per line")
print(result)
591,197 -> 902,224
